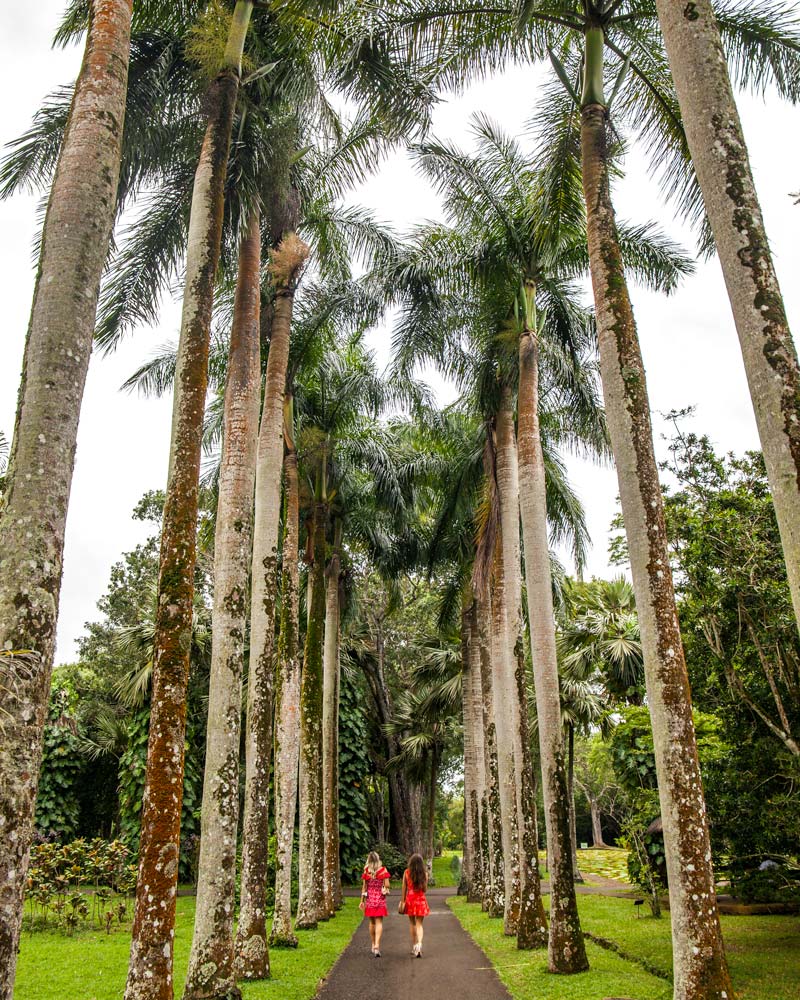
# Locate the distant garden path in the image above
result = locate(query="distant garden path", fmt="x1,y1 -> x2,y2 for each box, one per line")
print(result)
314,887 -> 512,1000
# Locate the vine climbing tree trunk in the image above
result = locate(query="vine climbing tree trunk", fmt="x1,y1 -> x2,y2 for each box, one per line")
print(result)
183,211 -> 261,1000
125,8 -> 252,999
580,42 -> 734,996
236,232 -> 308,979
270,396 -> 301,949
655,0 -> 800,641
0,6 -> 132,993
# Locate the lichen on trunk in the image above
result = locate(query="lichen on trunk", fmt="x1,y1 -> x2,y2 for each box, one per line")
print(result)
295,497 -> 328,930
322,521 -> 343,916
182,210 -> 261,1000
580,95 -> 734,1000
236,233 -> 308,979
655,0 -> 800,645
0,6 -> 133,993
125,23 -> 245,998
270,399 -> 301,950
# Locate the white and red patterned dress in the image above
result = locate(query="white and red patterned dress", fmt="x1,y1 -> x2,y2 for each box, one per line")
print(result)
362,866 -> 390,917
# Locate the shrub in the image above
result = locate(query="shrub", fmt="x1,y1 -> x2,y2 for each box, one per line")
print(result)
732,864 -> 800,904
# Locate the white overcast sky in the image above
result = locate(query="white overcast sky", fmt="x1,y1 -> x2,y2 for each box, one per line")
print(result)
1,5 -> 798,664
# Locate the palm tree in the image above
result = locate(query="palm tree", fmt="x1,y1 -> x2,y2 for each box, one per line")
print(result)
269,395 -> 302,948
124,8 -> 256,995
182,209 -> 262,1000
396,112 -> 686,963
557,577 -> 644,705
0,6 -> 133,988
653,0 -> 800,636
366,0 -> 798,985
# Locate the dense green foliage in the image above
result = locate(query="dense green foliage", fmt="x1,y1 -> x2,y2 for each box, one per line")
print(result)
337,670 -> 373,882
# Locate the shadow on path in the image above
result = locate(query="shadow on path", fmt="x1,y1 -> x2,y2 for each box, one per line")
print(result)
315,887 -> 512,1000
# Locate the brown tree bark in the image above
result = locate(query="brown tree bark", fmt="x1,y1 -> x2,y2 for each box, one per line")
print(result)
270,398 -> 301,949
0,6 -> 132,993
182,211 -> 261,1000
581,99 -> 734,1000
474,593 -> 504,918
489,530 -> 521,936
495,389 -> 549,950
295,497 -> 328,929
655,0 -> 800,640
235,233 -> 308,979
125,8 -> 251,995
322,520 -> 343,916
517,327 -> 588,970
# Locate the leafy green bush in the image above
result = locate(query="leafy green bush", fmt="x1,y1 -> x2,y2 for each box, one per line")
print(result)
337,672 -> 372,882
25,838 -> 136,935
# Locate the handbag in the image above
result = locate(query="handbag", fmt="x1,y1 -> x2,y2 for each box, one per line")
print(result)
398,871 -> 407,914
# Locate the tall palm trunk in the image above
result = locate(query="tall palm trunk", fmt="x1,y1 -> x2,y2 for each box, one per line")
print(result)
426,747 -> 441,872
490,530 -> 521,936
461,591 -> 484,902
0,6 -> 132,993
236,232 -> 308,979
474,593 -> 504,917
296,491 -> 328,929
270,396 -> 301,949
322,520 -> 343,916
655,0 -> 800,636
182,212 -> 261,1000
518,323 -> 588,970
125,10 -> 252,999
495,389 -> 549,951
580,29 -> 733,999
566,723 -> 582,882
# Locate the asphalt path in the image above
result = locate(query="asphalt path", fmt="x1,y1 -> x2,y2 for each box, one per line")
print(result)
314,887 -> 513,1000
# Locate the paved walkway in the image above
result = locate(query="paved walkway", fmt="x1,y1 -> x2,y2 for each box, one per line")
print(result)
315,887 -> 512,1000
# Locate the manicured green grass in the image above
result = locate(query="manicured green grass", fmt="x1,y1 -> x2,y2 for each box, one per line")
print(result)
448,896 -> 671,1000
575,846 -> 630,883
450,892 -> 800,1000
15,897 -> 362,1000
432,849 -> 462,887
576,894 -> 800,1000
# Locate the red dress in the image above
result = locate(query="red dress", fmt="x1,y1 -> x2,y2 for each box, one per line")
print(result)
403,869 -> 430,917
362,866 -> 390,917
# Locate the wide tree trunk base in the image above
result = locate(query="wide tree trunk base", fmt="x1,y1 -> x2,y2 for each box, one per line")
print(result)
269,932 -> 299,949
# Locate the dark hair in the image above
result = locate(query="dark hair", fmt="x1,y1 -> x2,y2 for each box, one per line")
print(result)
408,853 -> 427,890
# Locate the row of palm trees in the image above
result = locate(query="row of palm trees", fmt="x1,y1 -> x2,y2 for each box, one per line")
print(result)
1,3 -> 799,1000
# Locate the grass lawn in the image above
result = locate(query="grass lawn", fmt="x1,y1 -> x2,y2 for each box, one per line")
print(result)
576,894 -> 800,1000
448,896 -> 671,1000
14,897 -> 362,1000
432,849 -> 462,887
575,847 -> 630,883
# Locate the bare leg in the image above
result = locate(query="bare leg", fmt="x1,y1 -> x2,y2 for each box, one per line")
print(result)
369,918 -> 376,949
417,916 -> 425,953
408,916 -> 416,951
374,917 -> 383,952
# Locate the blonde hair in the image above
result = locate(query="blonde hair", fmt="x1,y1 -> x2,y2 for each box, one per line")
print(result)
366,851 -> 381,877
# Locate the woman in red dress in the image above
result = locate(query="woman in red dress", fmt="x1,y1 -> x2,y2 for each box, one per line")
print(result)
360,851 -> 391,957
400,853 -> 430,957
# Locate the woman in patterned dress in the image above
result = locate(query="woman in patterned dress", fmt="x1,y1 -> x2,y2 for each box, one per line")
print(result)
400,853 -> 430,957
360,850 -> 391,957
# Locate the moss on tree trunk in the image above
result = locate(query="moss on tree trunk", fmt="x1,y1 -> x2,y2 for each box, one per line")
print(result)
0,6 -> 132,993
